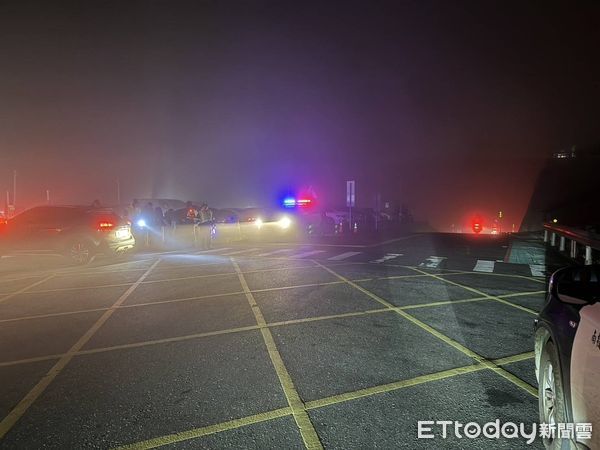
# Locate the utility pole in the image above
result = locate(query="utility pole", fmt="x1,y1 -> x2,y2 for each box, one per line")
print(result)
13,170 -> 17,212
46,189 -> 50,204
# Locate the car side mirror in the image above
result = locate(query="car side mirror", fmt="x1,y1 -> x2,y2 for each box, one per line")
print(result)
555,265 -> 600,305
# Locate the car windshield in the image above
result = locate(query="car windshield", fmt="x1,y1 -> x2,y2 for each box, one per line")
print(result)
1,2 -> 599,449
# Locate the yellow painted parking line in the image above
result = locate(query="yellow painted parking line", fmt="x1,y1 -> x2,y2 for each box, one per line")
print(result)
141,271 -> 238,284
13,263 -> 331,296
493,351 -> 535,366
0,259 -> 161,440
74,267 -> 148,276
0,290 -> 248,324
115,349 -> 539,448
314,261 -> 538,398
0,307 -> 534,368
0,299 -> 483,364
372,273 -> 451,281
251,280 -> 347,293
499,290 -> 546,298
0,280 -> 544,372
305,364 -> 487,410
0,307 -> 112,324
120,291 -> 246,309
268,308 -> 391,328
409,267 -> 538,316
232,259 -> 323,450
18,281 -> 134,295
53,259 -> 156,276
399,296 -> 490,310
0,273 -> 49,284
487,366 -> 538,397
240,263 -> 323,275
437,269 -> 547,284
314,262 -> 482,360
115,407 -> 293,449
0,354 -> 64,368
140,262 -> 323,284
2,271 -> 513,325
0,274 -> 56,305
79,325 -> 261,356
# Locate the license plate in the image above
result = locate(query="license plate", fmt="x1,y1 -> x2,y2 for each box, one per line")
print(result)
116,228 -> 130,239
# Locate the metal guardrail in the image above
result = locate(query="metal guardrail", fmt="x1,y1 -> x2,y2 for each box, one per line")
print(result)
543,223 -> 600,265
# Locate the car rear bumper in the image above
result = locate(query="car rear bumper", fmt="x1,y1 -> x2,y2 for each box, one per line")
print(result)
105,236 -> 136,253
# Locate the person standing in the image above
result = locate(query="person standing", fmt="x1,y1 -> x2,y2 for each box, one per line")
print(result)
197,203 -> 214,249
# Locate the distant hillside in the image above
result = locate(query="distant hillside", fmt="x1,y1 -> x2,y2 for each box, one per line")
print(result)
520,146 -> 600,231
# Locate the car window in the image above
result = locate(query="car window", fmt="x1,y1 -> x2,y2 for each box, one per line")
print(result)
9,207 -> 46,225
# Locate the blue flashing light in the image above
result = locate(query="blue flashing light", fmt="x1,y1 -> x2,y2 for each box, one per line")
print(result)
283,197 -> 296,208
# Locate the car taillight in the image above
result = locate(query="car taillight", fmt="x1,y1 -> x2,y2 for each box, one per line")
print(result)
97,221 -> 115,231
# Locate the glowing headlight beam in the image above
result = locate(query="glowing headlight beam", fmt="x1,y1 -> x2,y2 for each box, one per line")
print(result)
279,217 -> 292,229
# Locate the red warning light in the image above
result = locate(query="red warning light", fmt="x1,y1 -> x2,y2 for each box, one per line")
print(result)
471,216 -> 483,234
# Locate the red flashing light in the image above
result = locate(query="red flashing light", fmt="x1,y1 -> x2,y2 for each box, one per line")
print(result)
471,219 -> 483,234
98,221 -> 115,231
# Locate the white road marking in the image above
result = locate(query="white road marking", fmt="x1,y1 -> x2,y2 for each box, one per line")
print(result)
370,253 -> 403,264
530,264 -> 546,277
291,250 -> 326,258
474,260 -> 495,273
419,256 -> 446,269
257,249 -> 293,257
220,248 -> 260,256
328,251 -> 362,261
195,247 -> 232,254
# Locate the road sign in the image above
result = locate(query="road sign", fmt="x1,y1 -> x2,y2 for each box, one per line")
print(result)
346,180 -> 355,207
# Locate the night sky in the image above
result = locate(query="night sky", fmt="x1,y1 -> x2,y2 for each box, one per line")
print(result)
1,0 -> 599,229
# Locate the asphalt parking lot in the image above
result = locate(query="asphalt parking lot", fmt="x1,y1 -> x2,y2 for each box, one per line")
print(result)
0,234 -> 551,449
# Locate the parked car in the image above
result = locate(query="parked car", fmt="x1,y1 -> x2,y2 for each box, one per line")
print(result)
213,209 -> 239,224
0,206 -> 135,264
534,265 -> 600,449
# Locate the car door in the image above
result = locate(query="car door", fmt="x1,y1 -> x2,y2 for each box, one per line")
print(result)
27,207 -> 80,252
570,301 -> 600,448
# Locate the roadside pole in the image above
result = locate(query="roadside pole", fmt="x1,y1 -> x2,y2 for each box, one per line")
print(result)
346,180 -> 355,234
375,192 -> 381,232
13,170 -> 17,213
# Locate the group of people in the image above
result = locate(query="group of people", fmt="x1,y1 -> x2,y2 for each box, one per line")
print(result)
125,199 -> 214,249
184,201 -> 213,225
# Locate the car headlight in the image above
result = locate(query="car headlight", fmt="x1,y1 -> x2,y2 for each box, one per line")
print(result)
255,218 -> 263,229
278,217 -> 292,229
137,219 -> 147,228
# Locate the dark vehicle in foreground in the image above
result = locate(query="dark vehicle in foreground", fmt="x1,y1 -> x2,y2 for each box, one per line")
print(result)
0,206 -> 135,264
535,265 -> 600,449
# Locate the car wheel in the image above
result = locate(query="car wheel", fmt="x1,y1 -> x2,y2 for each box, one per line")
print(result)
538,340 -> 568,449
66,239 -> 93,265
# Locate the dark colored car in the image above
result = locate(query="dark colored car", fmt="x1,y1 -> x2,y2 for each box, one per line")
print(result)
534,265 -> 600,449
0,206 -> 135,264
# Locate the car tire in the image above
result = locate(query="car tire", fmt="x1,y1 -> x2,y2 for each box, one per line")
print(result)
65,238 -> 94,265
538,340 -> 569,449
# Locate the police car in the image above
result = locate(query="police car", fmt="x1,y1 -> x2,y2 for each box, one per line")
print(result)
534,265 -> 600,449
